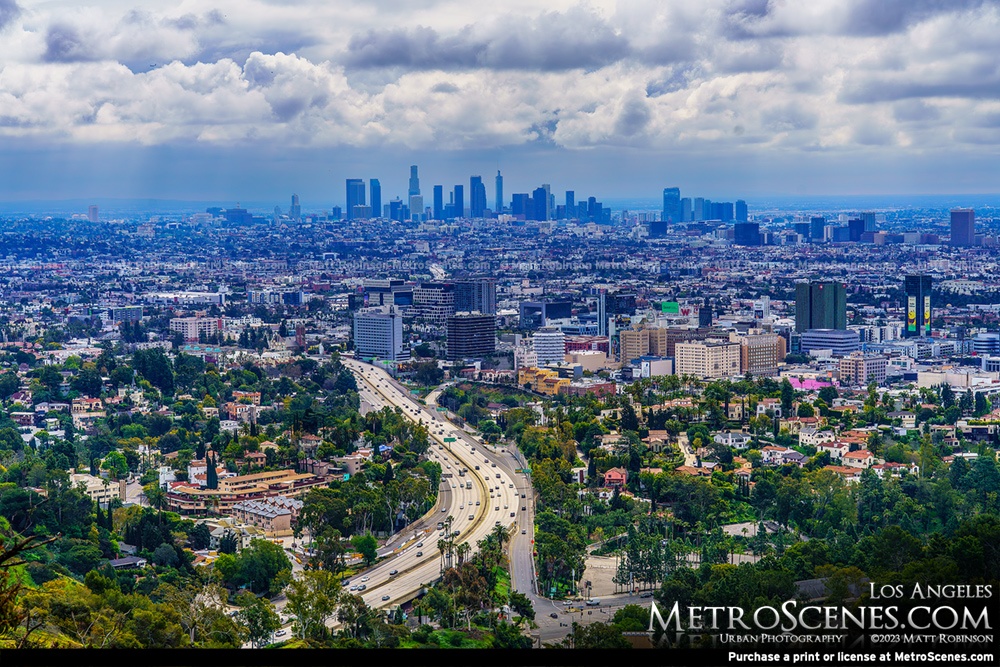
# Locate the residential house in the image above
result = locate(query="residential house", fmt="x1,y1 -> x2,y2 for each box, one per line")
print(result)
799,427 -> 835,448
603,467 -> 627,487
714,430 -> 751,450
761,445 -> 792,465
823,465 -> 862,483
842,450 -> 875,469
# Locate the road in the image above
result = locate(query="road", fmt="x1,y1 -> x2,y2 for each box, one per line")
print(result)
335,358 -> 526,618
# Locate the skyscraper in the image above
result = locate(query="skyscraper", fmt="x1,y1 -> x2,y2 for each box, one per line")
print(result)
369,180 -> 381,220
470,175 -> 486,218
735,200 -> 748,223
565,191 -> 575,218
795,281 -> 847,333
734,222 -> 760,246
810,216 -> 826,241
532,187 -> 548,221
951,208 -> 975,246
495,171 -> 503,214
597,291 -> 607,337
289,194 -> 301,223
681,198 -> 692,221
693,197 -> 705,221
409,195 -> 423,221
453,185 -> 464,218
408,165 -> 420,197
662,187 -> 681,223
433,185 -> 444,220
345,179 -> 365,221
904,275 -> 933,338
861,211 -> 877,232
542,184 -> 552,220
88,205 -> 99,223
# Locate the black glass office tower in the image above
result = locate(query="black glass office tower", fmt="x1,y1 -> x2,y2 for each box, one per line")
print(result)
346,179 -> 365,221
795,281 -> 846,333
662,187 -> 681,223
904,275 -> 932,338
433,185 -> 444,220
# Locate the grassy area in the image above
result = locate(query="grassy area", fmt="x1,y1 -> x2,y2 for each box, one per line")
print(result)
493,566 -> 510,600
399,628 -> 493,648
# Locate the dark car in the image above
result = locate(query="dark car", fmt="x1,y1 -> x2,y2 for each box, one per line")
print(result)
549,613 -> 558,619
640,592 -> 654,598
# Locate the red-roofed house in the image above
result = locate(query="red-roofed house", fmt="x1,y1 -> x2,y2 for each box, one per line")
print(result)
842,450 -> 874,469
603,467 -> 627,487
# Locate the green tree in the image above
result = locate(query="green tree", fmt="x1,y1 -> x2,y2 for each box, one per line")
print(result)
235,592 -> 280,648
351,534 -> 378,566
284,569 -> 341,641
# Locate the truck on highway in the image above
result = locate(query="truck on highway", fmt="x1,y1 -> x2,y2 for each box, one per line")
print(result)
458,468 -> 465,476
465,481 -> 472,489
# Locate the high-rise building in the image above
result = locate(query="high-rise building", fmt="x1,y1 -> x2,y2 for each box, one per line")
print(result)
346,179 -> 365,221
730,330 -> 786,377
848,218 -> 865,242
433,185 -> 444,220
861,211 -> 877,232
532,327 -> 566,365
453,185 -> 464,218
453,278 -> 497,315
681,198 -> 692,222
904,275 -> 933,339
532,187 -> 548,221
734,222 -> 761,246
662,187 -> 681,223
470,175 -> 486,218
389,198 -> 403,222
735,200 -> 748,223
369,180 -> 381,220
446,312 -> 496,361
88,205 -> 99,223
495,171 -> 503,214
354,306 -> 405,361
408,195 -> 423,221
675,340 -> 741,379
542,184 -> 552,220
795,281 -> 847,333
800,329 -> 859,357
289,194 -> 301,223
810,216 -> 826,241
597,291 -> 607,337
839,352 -> 887,386
408,165 -> 420,197
413,282 -> 456,323
951,208 -> 975,246
565,191 -> 575,218
693,197 -> 705,221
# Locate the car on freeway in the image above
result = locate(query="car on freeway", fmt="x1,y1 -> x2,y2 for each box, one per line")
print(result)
358,584 -> 367,591
521,529 -> 526,534
416,542 -> 423,547
389,569 -> 398,576
416,551 -> 423,557
382,595 -> 391,601
361,576 -> 369,582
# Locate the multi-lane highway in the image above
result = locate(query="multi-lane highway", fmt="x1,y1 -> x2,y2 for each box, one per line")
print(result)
335,357 -> 530,612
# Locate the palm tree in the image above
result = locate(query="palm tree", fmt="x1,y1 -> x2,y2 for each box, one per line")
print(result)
456,542 -> 471,566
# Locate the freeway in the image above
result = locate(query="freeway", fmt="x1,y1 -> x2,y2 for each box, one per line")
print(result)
337,358 -> 525,613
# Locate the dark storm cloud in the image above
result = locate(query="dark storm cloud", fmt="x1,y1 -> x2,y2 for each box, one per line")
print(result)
0,0 -> 19,31
344,9 -> 630,71
842,0 -> 990,36
43,23 -> 96,63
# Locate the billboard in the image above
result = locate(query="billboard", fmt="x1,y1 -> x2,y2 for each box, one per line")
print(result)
924,295 -> 931,333
907,296 -> 917,332
662,301 -> 679,314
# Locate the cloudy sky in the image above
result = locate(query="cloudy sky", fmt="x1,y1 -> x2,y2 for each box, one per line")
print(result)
1,0 -> 998,207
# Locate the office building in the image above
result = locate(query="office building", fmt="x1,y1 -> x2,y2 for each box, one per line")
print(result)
453,185 -> 464,218
408,195 -> 423,221
951,208 -> 975,246
352,205 -> 372,220
800,329 -> 860,357
848,218 -> 865,242
735,200 -> 748,223
810,217 -> 825,241
369,180 -> 381,220
532,187 -> 548,221
433,185 -> 444,220
346,179 -> 365,221
470,175 -> 487,218
662,187 -> 681,223
565,191 -> 575,219
839,352 -> 888,386
408,165 -> 420,197
730,330 -> 786,377
531,327 -> 566,365
520,301 -> 572,329
389,198 -> 404,222
88,205 -> 99,223
859,211 -> 876,232
110,306 -> 143,323
675,340 -> 741,379
354,306 -> 405,361
904,275 -> 932,339
734,222 -> 761,246
413,283 -> 455,323
597,291 -> 607,337
446,312 -> 496,361
973,333 -> 1000,355
495,171 -> 503,214
795,281 -> 847,333
453,278 -> 496,315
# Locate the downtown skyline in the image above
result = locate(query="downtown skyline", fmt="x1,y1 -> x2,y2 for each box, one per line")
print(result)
0,1 -> 999,201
